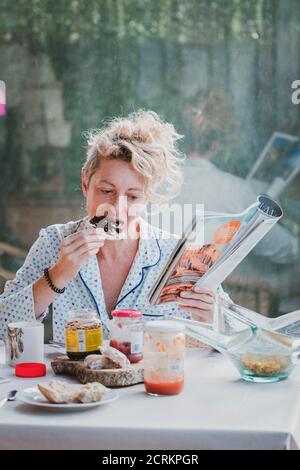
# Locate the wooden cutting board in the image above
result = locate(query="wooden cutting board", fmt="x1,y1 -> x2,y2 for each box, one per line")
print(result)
51,355 -> 144,388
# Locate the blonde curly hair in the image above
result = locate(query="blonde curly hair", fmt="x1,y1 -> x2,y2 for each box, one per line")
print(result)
83,110 -> 184,205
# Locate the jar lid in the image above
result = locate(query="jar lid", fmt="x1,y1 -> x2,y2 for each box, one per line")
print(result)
15,362 -> 47,378
67,310 -> 101,323
68,309 -> 98,317
146,320 -> 185,333
111,308 -> 143,318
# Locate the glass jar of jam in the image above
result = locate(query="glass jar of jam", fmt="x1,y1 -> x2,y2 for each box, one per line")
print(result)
144,320 -> 185,396
65,310 -> 103,360
109,309 -> 144,363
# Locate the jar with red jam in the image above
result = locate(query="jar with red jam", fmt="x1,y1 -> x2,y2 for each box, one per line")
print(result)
144,320 -> 185,396
109,309 -> 144,363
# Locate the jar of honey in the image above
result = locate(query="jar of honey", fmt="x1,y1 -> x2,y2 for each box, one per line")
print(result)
65,310 -> 103,360
109,309 -> 144,363
144,320 -> 185,396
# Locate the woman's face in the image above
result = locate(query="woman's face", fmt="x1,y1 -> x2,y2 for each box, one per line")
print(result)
82,159 -> 147,234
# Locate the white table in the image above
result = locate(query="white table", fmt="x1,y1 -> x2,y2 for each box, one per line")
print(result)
1,344 -> 300,450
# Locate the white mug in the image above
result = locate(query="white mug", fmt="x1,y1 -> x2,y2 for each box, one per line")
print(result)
4,321 -> 44,367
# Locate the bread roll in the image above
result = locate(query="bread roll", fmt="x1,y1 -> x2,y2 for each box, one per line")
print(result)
38,380 -> 107,404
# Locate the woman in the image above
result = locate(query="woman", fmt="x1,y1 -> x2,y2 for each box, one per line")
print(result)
0,110 -> 216,342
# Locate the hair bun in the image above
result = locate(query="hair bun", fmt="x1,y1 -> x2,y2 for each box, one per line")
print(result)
111,110 -> 178,147
84,109 -> 184,205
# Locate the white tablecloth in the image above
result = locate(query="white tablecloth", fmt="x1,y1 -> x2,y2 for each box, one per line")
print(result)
0,344 -> 300,450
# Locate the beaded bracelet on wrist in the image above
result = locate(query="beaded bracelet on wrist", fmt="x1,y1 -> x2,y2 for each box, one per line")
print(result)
43,267 -> 66,294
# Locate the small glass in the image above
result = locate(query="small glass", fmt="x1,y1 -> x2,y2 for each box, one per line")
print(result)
144,320 -> 185,396
109,309 -> 144,363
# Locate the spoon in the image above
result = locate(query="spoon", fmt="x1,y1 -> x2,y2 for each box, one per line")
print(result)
0,389 -> 18,409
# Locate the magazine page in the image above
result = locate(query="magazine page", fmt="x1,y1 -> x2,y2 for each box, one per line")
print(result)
198,195 -> 282,288
148,195 -> 282,305
149,212 -> 247,304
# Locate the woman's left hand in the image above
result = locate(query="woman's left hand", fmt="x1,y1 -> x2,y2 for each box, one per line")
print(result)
176,286 -> 216,323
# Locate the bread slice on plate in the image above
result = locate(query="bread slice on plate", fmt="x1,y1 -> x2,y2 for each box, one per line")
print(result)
38,380 -> 107,404
76,382 -> 107,403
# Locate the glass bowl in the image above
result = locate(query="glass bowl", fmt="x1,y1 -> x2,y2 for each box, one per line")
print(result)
225,330 -> 298,383
169,316 -> 300,383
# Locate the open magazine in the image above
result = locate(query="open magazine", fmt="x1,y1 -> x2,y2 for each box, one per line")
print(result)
148,195 -> 283,305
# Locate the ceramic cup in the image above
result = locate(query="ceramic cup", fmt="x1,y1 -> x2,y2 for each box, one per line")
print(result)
4,321 -> 44,367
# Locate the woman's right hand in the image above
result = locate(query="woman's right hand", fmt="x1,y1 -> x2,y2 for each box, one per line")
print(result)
50,228 -> 106,287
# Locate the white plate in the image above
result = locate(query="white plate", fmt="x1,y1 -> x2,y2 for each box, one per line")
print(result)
17,385 -> 119,410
